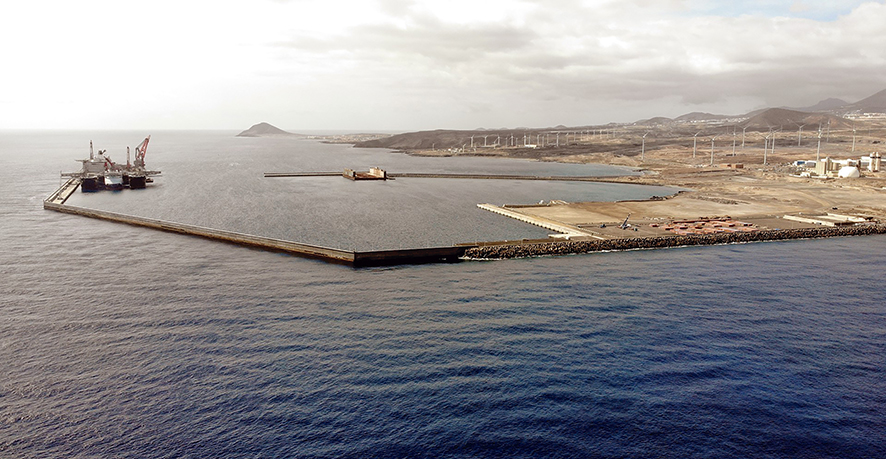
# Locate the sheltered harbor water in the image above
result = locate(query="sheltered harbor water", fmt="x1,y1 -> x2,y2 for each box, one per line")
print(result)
58,132 -> 676,252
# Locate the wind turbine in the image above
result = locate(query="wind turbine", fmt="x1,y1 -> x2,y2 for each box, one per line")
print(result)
710,135 -> 719,166
693,132 -> 701,158
741,126 -> 748,149
731,127 -> 737,156
793,122 -> 806,146
641,131 -> 649,161
769,128 -> 781,160
764,130 -> 772,165
826,119 -> 831,143
852,124 -> 858,152
816,125 -> 823,162
771,131 -> 777,158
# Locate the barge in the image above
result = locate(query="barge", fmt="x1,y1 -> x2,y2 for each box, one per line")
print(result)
63,136 -> 160,192
343,167 -> 388,180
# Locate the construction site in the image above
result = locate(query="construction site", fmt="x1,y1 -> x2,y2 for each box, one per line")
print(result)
342,104 -> 886,259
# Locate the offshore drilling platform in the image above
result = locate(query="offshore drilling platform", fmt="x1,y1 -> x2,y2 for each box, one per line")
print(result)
61,135 -> 161,192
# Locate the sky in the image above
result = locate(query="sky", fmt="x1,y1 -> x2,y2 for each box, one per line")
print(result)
2,0 -> 886,131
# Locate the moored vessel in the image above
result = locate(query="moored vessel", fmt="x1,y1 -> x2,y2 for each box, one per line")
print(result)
62,136 -> 160,192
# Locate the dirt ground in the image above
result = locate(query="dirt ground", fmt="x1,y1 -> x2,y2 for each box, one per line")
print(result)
411,126 -> 886,238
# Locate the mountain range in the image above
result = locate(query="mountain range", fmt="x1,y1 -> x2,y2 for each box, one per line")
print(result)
624,88 -> 886,134
240,89 -> 886,147
642,88 -> 886,127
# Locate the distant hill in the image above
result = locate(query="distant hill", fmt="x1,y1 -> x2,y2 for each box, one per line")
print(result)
635,116 -> 674,125
739,108 -> 851,130
236,122 -> 299,137
791,98 -> 849,113
352,88 -> 886,150
785,89 -> 886,114
357,130 -> 481,150
356,128 -> 537,150
842,88 -> 886,113
674,112 -> 732,122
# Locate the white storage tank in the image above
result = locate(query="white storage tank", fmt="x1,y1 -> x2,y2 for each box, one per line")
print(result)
838,166 -> 860,178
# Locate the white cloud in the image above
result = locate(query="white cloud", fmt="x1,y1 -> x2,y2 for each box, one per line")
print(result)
1,0 -> 885,129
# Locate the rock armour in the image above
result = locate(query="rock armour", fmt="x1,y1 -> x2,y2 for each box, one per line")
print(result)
464,225 -> 886,260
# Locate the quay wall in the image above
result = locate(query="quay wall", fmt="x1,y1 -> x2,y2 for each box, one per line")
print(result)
43,200 -> 470,267
464,225 -> 886,260
387,173 -> 611,181
264,172 -> 340,177
44,201 -> 357,264
353,247 -> 467,267
265,172 -> 616,182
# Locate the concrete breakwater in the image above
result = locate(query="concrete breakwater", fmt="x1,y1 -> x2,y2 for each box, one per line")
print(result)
264,172 -> 616,181
44,181 -> 885,266
43,201 -> 468,267
464,224 -> 886,260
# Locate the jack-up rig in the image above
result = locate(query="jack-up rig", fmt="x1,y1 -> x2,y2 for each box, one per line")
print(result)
62,136 -> 161,191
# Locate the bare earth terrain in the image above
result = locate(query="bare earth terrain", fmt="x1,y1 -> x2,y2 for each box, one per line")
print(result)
357,118 -> 886,240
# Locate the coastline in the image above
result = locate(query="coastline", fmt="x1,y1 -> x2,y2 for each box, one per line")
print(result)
352,130 -> 886,262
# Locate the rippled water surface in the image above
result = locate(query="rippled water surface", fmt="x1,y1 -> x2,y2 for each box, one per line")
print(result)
1,131 -> 884,458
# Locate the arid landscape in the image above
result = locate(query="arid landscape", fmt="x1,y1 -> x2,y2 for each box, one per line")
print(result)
346,91 -> 886,239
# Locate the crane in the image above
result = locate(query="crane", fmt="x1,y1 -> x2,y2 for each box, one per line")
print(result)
134,135 -> 150,169
619,213 -> 632,230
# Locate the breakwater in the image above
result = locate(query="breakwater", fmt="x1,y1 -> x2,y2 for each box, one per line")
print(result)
265,172 -> 615,181
44,179 -> 885,266
43,200 -> 468,267
464,225 -> 886,259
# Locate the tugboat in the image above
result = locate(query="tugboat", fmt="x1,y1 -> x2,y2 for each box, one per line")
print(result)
63,136 -> 160,191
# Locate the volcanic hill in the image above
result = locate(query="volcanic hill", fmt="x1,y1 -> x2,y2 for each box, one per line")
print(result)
236,122 -> 299,137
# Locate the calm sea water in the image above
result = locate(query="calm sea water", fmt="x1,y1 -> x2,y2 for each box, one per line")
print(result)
1,130 -> 884,458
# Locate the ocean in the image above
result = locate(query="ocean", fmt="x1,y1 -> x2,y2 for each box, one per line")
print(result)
1,130 -> 884,458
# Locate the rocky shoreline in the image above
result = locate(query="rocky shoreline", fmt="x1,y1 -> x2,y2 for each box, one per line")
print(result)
464,224 -> 886,260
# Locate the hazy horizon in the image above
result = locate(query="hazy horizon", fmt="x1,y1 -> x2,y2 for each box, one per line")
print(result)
3,0 -> 886,131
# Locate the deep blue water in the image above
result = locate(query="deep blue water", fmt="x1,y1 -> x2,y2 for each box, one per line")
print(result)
1,131 -> 884,458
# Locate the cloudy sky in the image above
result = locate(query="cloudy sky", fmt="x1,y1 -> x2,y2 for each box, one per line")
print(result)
2,0 -> 885,131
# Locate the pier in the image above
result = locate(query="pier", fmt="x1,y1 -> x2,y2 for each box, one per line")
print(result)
477,204 -> 604,239
45,177 -> 81,205
264,172 -> 617,182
